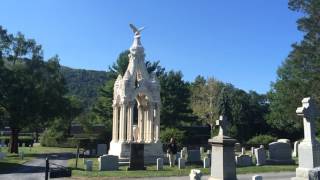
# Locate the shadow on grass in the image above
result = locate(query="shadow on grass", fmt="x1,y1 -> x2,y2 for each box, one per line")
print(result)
0,162 -> 45,174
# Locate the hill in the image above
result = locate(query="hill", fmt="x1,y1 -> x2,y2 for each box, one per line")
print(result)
61,66 -> 111,110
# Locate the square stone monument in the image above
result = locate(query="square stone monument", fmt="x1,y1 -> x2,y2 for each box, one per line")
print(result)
208,115 -> 237,180
292,97 -> 320,180
267,141 -> 294,165
128,143 -> 146,170
98,155 -> 118,171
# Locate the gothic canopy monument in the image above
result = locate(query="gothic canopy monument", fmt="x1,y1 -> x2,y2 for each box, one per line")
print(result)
108,24 -> 163,162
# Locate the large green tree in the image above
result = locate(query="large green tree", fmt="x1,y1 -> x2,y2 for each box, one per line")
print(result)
0,26 -> 71,153
267,0 -> 320,139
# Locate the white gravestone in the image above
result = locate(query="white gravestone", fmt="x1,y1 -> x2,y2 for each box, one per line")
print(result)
235,143 -> 241,152
267,142 -> 294,165
178,158 -> 186,169
181,148 -> 188,161
292,140 -> 300,158
203,157 -> 210,168
277,139 -> 291,144
255,147 -> 266,166
98,155 -> 118,171
190,169 -> 202,180
236,155 -> 252,167
157,158 -> 163,171
251,147 -> 255,155
292,97 -> 320,180
241,147 -> 246,155
97,144 -> 107,156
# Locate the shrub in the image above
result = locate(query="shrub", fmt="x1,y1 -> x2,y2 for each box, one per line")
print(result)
160,128 -> 185,148
246,134 -> 277,148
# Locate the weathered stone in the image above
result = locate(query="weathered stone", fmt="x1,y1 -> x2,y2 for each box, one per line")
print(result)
241,147 -> 246,155
236,155 -> 252,167
267,142 -> 294,165
0,152 -> 5,160
190,169 -> 202,180
98,155 -> 118,171
156,158 -> 163,170
178,158 -> 186,169
97,144 -> 107,156
255,147 -> 266,166
181,148 -> 188,161
251,147 -> 255,155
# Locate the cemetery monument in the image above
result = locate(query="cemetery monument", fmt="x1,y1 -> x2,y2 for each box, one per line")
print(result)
108,24 -> 163,163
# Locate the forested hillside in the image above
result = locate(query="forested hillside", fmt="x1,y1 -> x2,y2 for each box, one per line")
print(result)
61,66 -> 111,110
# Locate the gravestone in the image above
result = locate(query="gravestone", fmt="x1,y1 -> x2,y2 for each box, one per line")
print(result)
128,143 -> 146,170
255,147 -> 266,166
178,158 -> 186,169
252,175 -> 263,180
292,141 -> 300,157
157,158 -> 163,171
277,139 -> 291,144
0,152 -> 6,160
292,97 -> 320,180
235,143 -> 241,152
98,155 -> 118,171
97,144 -> 107,156
208,115 -> 237,180
203,157 -> 210,168
187,150 -> 201,163
241,147 -> 246,155
236,155 -> 252,167
251,147 -> 255,155
267,142 -> 294,165
181,147 -> 188,160
85,160 -> 93,171
200,147 -> 205,155
190,169 -> 202,180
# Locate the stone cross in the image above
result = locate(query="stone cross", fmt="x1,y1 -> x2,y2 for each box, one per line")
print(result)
296,97 -> 319,143
216,115 -> 228,136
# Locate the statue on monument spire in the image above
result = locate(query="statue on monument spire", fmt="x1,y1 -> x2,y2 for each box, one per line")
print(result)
129,24 -> 145,50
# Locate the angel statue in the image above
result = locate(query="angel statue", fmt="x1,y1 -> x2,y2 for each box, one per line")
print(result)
129,24 -> 145,48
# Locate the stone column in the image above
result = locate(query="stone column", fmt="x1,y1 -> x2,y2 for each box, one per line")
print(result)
112,105 -> 119,142
127,102 -> 134,143
119,103 -> 127,143
149,103 -> 155,143
154,104 -> 161,143
138,105 -> 144,143
144,108 -> 149,142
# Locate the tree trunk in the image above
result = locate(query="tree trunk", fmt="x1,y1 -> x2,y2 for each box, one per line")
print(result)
9,128 -> 19,154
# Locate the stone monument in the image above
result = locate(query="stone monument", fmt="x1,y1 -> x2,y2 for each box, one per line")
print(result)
208,115 -> 237,180
292,97 -> 320,180
108,24 -> 163,163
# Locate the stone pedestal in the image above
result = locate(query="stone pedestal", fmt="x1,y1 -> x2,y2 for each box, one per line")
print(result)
127,143 -> 146,170
208,135 -> 237,180
292,97 -> 320,180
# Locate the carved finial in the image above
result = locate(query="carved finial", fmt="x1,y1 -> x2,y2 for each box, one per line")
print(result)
216,115 -> 229,136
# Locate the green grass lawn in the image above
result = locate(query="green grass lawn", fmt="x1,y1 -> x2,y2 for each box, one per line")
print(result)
0,145 -> 77,173
68,158 -> 297,178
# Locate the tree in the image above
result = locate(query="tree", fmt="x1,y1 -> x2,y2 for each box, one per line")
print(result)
0,26 -> 70,153
267,0 -> 320,139
159,71 -> 195,127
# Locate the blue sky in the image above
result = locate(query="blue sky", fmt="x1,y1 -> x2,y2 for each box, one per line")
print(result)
0,0 -> 303,93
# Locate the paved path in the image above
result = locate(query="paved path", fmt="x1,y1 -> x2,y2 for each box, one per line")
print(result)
119,172 -> 295,180
0,153 -> 73,180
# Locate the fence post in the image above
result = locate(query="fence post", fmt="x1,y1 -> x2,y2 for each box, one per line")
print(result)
45,156 -> 49,180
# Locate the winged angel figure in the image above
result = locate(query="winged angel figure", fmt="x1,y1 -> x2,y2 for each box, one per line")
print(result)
129,24 -> 145,36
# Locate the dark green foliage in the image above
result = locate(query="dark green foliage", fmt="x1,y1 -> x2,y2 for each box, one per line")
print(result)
159,71 -> 195,127
267,0 -> 320,139
160,128 -> 186,148
246,135 -> 277,148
